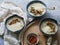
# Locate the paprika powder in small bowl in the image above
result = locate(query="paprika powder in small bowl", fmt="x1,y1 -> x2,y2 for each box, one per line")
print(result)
26,33 -> 39,45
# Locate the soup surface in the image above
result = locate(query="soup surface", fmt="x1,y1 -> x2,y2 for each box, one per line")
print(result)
28,3 -> 46,16
6,17 -> 24,32
41,21 -> 57,34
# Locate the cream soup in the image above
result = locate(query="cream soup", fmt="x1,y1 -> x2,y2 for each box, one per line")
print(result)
28,3 -> 46,16
6,17 -> 24,32
41,21 -> 57,34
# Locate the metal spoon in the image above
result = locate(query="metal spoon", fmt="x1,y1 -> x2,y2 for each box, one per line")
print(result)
47,36 -> 52,45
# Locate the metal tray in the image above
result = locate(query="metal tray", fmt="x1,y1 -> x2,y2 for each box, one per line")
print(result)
19,20 -> 59,45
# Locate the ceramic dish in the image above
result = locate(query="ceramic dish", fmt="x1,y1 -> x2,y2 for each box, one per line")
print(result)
5,14 -> 25,34
39,18 -> 58,36
26,1 -> 47,18
26,33 -> 39,45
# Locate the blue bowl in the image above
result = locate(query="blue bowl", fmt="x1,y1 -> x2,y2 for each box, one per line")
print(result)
26,0 -> 47,18
5,14 -> 25,34
39,18 -> 58,36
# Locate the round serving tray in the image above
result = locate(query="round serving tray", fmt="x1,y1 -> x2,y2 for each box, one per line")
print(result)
19,20 -> 59,45
19,20 -> 46,45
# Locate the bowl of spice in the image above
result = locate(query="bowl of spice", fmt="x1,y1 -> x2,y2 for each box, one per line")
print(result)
26,33 -> 39,45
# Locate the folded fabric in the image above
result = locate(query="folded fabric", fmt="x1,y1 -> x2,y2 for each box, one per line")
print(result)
4,35 -> 19,45
0,22 -> 5,35
0,7 -> 8,22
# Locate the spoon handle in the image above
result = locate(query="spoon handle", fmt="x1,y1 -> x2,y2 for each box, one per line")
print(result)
47,36 -> 52,45
47,7 -> 55,10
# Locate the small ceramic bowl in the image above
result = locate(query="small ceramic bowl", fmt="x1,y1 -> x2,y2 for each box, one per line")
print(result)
26,0 -> 47,18
5,14 -> 25,34
39,18 -> 58,36
26,33 -> 39,45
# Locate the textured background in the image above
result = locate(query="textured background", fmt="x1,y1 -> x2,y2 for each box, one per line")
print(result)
0,0 -> 60,45
2,0 -> 60,23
